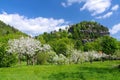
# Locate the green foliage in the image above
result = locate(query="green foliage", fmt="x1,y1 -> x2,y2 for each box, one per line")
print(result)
0,20 -> 27,44
47,51 -> 57,64
92,38 -> 102,51
101,36 -> 118,55
74,40 -> 84,50
35,35 -> 46,44
114,49 -> 120,58
56,41 -> 68,56
36,21 -> 111,55
0,45 -> 17,67
0,24 -> 22,67
118,41 -> 120,49
83,38 -> 102,51
48,38 -> 73,56
84,42 -> 94,51
36,52 -> 49,65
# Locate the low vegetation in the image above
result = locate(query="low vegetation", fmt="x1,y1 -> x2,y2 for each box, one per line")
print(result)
0,60 -> 120,80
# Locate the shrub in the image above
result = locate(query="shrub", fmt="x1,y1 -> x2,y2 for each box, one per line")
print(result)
53,54 -> 68,64
70,50 -> 85,64
47,51 -> 57,64
36,52 -> 49,65
114,50 -> 120,58
111,50 -> 120,60
0,45 -> 17,67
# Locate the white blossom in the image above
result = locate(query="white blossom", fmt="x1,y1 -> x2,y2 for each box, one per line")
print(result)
7,37 -> 50,56
53,54 -> 68,64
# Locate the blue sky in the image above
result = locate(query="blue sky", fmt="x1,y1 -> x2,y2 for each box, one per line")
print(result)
0,0 -> 120,40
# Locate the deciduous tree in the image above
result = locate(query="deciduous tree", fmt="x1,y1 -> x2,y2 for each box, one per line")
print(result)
8,37 -> 50,65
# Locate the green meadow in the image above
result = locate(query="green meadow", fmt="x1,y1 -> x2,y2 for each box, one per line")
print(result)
0,60 -> 120,80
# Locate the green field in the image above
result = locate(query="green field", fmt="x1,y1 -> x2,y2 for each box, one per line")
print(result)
0,60 -> 120,80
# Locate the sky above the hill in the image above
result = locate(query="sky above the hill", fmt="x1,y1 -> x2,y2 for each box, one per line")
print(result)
0,0 -> 120,40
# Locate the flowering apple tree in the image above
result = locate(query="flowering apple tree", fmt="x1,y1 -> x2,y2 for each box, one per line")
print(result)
7,37 -> 50,65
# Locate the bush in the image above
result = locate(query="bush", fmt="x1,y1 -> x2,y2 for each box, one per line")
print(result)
47,51 -> 57,64
56,42 -> 68,56
36,52 -> 49,65
70,50 -> 84,64
114,50 -> 120,58
0,45 -> 17,67
53,54 -> 68,64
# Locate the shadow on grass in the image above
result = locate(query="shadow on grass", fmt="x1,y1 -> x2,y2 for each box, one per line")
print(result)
48,66 -> 120,80
48,72 -> 86,80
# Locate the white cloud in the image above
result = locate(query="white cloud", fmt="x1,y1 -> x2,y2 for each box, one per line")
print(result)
109,23 -> 120,34
62,0 -> 111,16
62,0 -> 120,19
80,0 -> 111,16
0,12 -> 68,36
96,4 -> 119,19
61,0 -> 83,7
111,5 -> 119,11
61,2 -> 67,7
96,12 -> 113,19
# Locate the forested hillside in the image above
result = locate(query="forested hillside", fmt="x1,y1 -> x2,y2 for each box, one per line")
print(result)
36,21 -> 111,53
0,20 -> 27,43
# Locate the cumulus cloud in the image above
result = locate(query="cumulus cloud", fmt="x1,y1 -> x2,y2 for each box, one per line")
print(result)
96,12 -> 113,19
109,23 -> 120,34
0,12 -> 68,36
62,0 -> 111,16
62,0 -> 120,19
80,0 -> 111,16
96,4 -> 119,19
111,5 -> 119,11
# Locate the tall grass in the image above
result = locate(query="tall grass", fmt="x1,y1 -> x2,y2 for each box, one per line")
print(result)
0,60 -> 120,80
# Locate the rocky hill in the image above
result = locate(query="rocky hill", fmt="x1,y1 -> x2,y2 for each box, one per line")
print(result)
68,21 -> 109,43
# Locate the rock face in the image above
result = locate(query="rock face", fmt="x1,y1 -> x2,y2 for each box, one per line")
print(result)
68,21 -> 109,43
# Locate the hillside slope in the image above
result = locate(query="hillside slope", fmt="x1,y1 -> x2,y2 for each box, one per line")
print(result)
35,21 -> 110,53
0,20 -> 27,43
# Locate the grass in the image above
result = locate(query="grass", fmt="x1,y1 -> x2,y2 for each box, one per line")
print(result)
0,60 -> 120,80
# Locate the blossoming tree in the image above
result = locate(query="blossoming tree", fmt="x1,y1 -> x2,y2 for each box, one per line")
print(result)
8,37 -> 50,65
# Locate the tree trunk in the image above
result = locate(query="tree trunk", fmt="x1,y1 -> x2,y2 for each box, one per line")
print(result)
32,55 -> 35,65
18,54 -> 21,65
90,59 -> 93,64
26,55 -> 30,65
